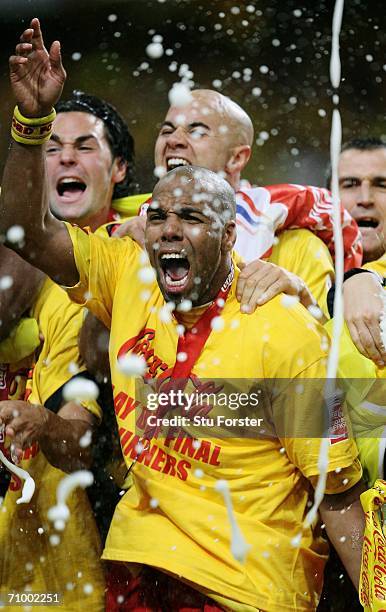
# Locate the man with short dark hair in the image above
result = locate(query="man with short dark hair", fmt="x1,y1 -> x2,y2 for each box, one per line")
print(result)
326,137 -> 386,265
49,91 -> 138,227
0,89 -> 138,365
324,137 -> 386,364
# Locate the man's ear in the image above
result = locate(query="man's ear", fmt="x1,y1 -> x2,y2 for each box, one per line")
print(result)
112,157 -> 128,184
222,220 -> 237,253
225,145 -> 251,175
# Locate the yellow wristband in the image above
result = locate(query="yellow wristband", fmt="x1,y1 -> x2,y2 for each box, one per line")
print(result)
11,105 -> 56,145
13,106 -> 56,126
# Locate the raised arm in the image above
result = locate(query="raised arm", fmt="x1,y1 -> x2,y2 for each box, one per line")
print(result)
0,18 -> 78,287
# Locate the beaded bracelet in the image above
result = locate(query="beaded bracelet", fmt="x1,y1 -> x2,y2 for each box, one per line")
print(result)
11,105 -> 56,145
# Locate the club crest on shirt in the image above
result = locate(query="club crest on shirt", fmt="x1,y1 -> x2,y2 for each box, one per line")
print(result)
117,328 -> 169,378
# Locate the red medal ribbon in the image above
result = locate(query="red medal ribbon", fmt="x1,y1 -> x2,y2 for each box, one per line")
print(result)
171,266 -> 234,379
143,265 -> 234,439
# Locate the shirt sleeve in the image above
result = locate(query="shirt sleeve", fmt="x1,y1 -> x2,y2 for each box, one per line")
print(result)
273,358 -> 362,494
44,372 -> 103,423
0,317 -> 40,363
324,320 -> 386,487
64,222 -> 141,329
268,229 -> 334,318
27,280 -> 99,418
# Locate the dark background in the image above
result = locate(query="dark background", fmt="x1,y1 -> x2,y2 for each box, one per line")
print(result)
0,0 -> 385,193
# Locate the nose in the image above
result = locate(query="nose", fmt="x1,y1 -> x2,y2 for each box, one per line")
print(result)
59,144 -> 77,166
166,126 -> 188,149
358,180 -> 374,207
161,213 -> 183,241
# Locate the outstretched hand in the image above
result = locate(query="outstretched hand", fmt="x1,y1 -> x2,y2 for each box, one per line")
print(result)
9,17 -> 66,117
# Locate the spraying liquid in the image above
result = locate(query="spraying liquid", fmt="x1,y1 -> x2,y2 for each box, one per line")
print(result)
215,479 -> 251,563
304,0 -> 345,531
47,470 -> 94,531
0,448 -> 35,504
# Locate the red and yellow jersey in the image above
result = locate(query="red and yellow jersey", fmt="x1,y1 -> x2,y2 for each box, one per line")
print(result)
65,224 -> 361,611
0,317 -> 40,406
0,278 -> 104,611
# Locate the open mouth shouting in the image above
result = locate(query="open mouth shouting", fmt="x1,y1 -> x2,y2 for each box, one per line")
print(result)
56,177 -> 87,204
166,157 -> 191,171
159,250 -> 191,295
355,215 -> 383,242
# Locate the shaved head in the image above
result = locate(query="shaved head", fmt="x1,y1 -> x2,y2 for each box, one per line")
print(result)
155,88 -> 254,190
146,165 -> 237,305
190,89 -> 254,148
153,164 -> 237,222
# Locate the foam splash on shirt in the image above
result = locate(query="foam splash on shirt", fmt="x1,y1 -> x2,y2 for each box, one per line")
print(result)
215,479 -> 251,563
48,470 -> 94,530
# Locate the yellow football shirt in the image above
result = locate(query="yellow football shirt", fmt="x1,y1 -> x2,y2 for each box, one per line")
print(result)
268,228 -> 334,318
0,279 -> 104,611
0,317 -> 40,364
325,254 -> 386,487
363,253 -> 386,277
64,224 -> 361,612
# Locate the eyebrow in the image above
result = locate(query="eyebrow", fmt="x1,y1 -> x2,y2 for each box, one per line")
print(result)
160,121 -> 211,131
147,205 -> 209,218
49,134 -> 98,145
339,175 -> 358,182
179,206 -> 208,216
339,174 -> 386,182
